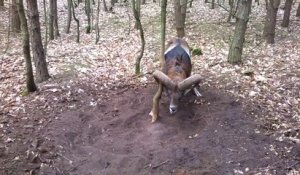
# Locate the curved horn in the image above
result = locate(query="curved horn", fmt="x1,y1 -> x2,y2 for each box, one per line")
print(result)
152,70 -> 176,89
178,74 -> 202,91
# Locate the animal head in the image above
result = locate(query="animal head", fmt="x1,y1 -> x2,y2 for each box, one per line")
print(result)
153,38 -> 201,114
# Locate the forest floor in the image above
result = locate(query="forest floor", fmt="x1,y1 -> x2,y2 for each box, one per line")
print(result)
0,0 -> 300,174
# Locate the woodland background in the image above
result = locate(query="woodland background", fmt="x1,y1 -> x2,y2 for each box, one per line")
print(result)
0,0 -> 300,174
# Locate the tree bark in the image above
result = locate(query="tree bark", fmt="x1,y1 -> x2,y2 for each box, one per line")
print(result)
160,0 -> 167,66
174,0 -> 187,38
211,0 -> 215,9
17,0 -> 37,92
49,0 -> 60,39
43,0 -> 48,56
132,0 -> 145,74
150,0 -> 167,123
281,0 -> 293,27
263,0 -> 280,44
85,0 -> 91,33
134,0 -> 141,29
0,0 -> 4,6
103,0 -> 108,11
227,0 -> 234,22
10,0 -> 21,33
49,0 -> 54,40
228,0 -> 252,64
53,0 -> 59,37
189,0 -> 193,7
296,2 -> 300,17
27,0 -> 50,82
65,0 -> 72,33
71,0 -> 80,42
95,0 -> 100,43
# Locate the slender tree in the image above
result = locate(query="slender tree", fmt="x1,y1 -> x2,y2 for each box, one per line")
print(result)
281,0 -> 293,27
227,0 -> 234,22
189,0 -> 193,7
228,0 -> 252,64
297,3 -> 300,17
132,0 -> 145,74
17,0 -> 37,92
160,0 -> 167,65
53,0 -> 59,37
66,0 -> 72,33
211,0 -> 215,9
263,0 -> 280,44
85,0 -> 92,33
71,0 -> 80,42
49,0 -> 54,39
134,0 -> 141,29
27,0 -> 50,82
96,0 -> 101,43
43,0 -> 48,55
150,0 -> 167,123
174,0 -> 187,38
10,0 -> 21,33
49,0 -> 60,39
103,0 -> 108,11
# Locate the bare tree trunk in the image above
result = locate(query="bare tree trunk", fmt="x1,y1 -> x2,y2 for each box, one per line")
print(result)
297,3 -> 300,17
71,0 -> 80,42
17,0 -> 37,92
85,0 -> 91,33
227,0 -> 234,22
10,0 -> 21,33
150,0 -> 167,123
109,0 -> 117,11
53,0 -> 59,37
95,0 -> 100,43
174,0 -> 187,38
134,0 -> 141,29
43,0 -> 48,55
281,0 -> 293,27
103,0 -> 108,11
142,0 -> 146,4
27,0 -> 50,82
263,0 -> 280,44
228,0 -> 252,64
65,0 -> 72,33
0,0 -> 4,6
49,0 -> 54,40
160,0 -> 167,66
189,0 -> 193,7
49,0 -> 59,38
211,0 -> 215,9
132,0 -> 145,74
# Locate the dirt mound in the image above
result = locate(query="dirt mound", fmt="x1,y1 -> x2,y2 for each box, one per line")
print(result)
37,86 -> 293,174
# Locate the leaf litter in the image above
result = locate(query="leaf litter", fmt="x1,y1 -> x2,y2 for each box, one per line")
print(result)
0,0 -> 300,174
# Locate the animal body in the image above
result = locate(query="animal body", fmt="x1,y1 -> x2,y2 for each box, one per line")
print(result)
151,38 -> 202,122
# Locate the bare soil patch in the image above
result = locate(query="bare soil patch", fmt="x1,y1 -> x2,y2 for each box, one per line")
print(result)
2,85 -> 296,175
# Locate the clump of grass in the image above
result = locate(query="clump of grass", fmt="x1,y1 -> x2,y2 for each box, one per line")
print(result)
21,89 -> 29,96
191,47 -> 203,56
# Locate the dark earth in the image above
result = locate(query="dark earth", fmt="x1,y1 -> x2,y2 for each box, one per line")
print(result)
1,83 -> 299,175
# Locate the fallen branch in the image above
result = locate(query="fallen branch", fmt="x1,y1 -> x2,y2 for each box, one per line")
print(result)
152,159 -> 169,169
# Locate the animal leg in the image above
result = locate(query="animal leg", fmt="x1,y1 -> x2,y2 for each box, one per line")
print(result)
149,83 -> 163,123
193,86 -> 202,97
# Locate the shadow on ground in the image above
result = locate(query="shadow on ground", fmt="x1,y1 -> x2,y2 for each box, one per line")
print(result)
36,86 -> 293,175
